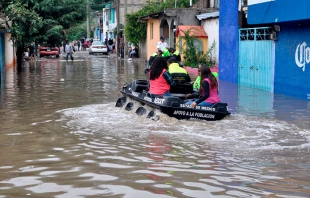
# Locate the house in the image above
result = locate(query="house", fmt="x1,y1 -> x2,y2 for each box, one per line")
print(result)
219,0 -> 310,101
139,9 -> 203,59
196,11 -> 219,65
175,25 -> 208,62
103,0 -> 149,42
102,3 -> 117,42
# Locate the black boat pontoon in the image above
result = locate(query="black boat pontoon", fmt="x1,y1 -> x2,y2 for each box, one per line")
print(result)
116,79 -> 231,121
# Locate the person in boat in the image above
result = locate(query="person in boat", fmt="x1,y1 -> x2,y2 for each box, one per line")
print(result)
169,47 -> 181,62
149,57 -> 176,98
148,49 -> 163,68
167,57 -> 191,83
192,64 -> 218,90
161,47 -> 171,59
186,65 -> 220,107
156,36 -> 169,51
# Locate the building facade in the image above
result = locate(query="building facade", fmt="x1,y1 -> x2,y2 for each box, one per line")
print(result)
140,9 -> 203,59
196,12 -> 219,65
220,0 -> 310,101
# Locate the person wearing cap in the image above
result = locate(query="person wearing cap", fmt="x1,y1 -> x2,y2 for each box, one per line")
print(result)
167,57 -> 191,83
156,36 -> 169,51
167,57 -> 192,94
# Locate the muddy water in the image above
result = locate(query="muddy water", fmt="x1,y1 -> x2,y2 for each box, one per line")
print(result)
0,53 -> 310,197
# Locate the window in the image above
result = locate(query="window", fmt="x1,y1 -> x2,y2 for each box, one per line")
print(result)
193,39 -> 203,51
150,23 -> 153,40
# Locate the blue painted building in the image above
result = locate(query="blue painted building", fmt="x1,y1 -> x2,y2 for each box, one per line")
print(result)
219,1 -> 239,84
0,33 -> 4,76
220,0 -> 310,101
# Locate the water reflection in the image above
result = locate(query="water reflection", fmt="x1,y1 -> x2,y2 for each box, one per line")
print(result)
0,55 -> 309,197
220,81 -> 310,126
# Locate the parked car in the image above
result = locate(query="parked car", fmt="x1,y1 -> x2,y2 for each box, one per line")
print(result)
89,40 -> 108,55
39,46 -> 60,58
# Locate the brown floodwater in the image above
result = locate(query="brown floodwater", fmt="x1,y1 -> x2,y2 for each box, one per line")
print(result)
0,52 -> 310,197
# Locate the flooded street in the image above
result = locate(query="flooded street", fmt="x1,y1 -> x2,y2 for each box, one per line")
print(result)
0,51 -> 310,197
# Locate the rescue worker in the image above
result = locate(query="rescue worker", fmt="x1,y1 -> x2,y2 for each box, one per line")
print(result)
149,50 -> 163,67
167,57 -> 192,94
192,64 -> 218,90
167,57 -> 191,83
169,48 -> 181,62
161,47 -> 171,59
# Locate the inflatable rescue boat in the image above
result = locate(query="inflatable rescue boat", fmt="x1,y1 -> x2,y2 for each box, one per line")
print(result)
116,80 -> 231,121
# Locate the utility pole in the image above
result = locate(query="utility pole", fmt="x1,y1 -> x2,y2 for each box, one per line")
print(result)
124,0 -> 127,58
117,0 -> 120,57
87,1 -> 90,38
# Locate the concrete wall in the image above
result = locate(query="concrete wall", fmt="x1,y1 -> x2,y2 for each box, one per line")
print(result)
202,17 -> 219,64
219,1 -> 239,83
118,0 -> 149,25
174,9 -> 201,26
5,33 -> 15,69
0,33 -> 14,72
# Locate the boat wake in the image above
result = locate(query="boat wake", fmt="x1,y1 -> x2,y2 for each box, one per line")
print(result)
57,101 -> 310,163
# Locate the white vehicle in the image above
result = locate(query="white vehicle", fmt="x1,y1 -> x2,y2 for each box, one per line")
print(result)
89,40 -> 108,55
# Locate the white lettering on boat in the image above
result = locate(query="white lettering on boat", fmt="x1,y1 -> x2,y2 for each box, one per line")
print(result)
173,110 -> 186,115
132,92 -> 139,97
154,98 -> 165,104
180,104 -> 215,111
201,106 -> 215,111
144,96 -> 152,102
180,104 -> 191,108
173,110 -> 215,119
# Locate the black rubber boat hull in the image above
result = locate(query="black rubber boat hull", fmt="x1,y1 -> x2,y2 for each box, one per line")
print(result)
116,80 -> 231,121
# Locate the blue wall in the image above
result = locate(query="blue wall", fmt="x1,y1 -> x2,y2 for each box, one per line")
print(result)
0,33 -> 4,86
0,33 -> 4,71
274,22 -> 310,100
219,1 -> 239,83
248,0 -> 310,24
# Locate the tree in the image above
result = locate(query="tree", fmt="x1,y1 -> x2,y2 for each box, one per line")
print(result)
0,0 -> 88,69
182,29 -> 216,68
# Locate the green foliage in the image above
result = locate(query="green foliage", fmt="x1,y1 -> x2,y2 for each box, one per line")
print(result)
182,29 -> 216,68
1,0 -> 87,47
1,1 -> 43,46
124,13 -> 147,45
66,23 -> 88,41
124,0 -> 197,44
90,0 -> 110,11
